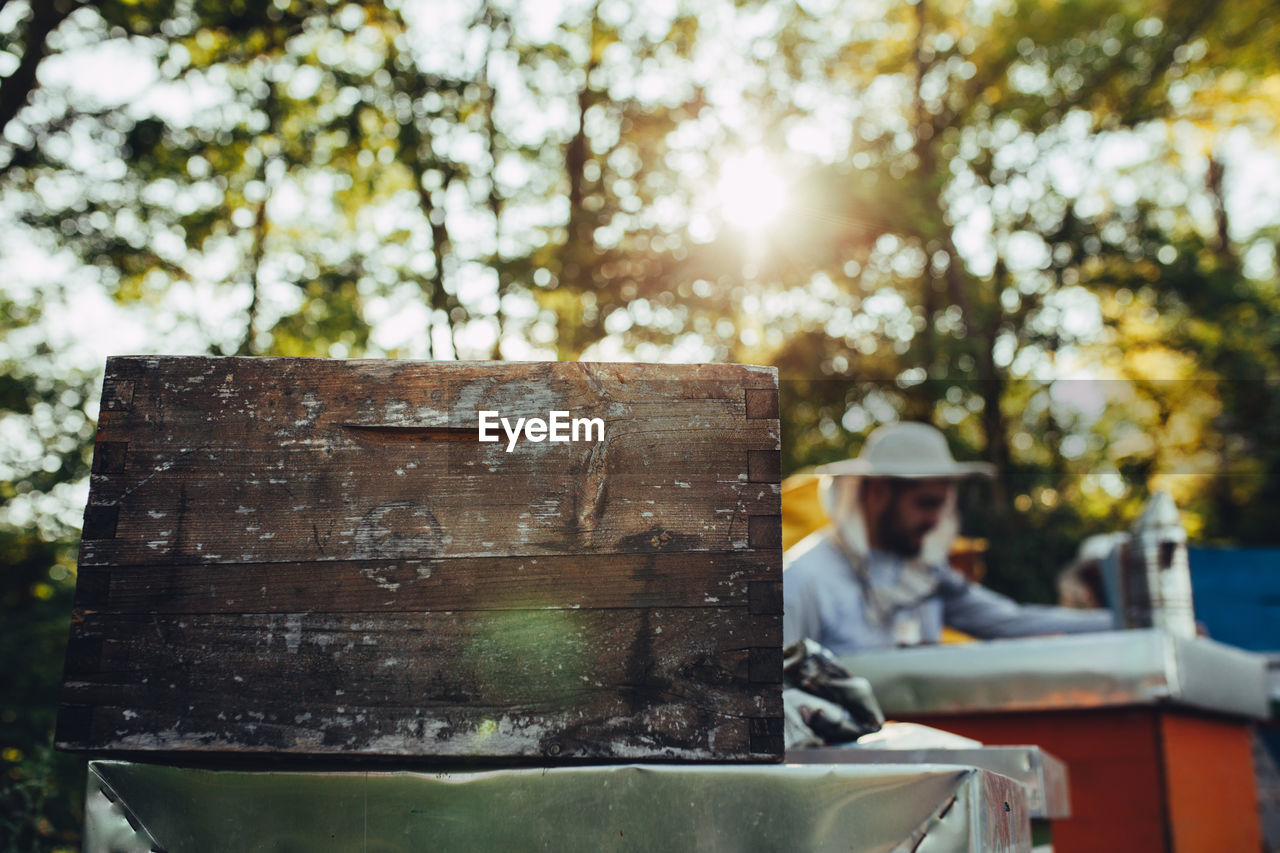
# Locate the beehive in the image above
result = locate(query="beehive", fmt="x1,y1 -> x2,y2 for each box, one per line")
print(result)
57,357 -> 783,761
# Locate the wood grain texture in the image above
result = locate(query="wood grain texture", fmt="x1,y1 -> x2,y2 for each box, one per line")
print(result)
58,357 -> 782,761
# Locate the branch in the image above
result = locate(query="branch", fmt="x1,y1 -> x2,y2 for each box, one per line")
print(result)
0,0 -> 81,141
1117,1 -> 1223,126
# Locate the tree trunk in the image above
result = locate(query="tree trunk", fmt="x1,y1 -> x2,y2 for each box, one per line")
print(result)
0,0 -> 77,140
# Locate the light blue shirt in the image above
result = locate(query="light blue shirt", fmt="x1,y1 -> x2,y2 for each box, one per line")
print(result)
783,530 -> 1115,654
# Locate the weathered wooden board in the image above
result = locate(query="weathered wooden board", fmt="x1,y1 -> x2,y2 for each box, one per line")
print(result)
58,358 -> 783,761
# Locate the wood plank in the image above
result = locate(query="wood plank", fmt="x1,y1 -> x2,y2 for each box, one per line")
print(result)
64,703 -> 764,760
79,445 -> 780,565
92,359 -> 777,446
81,367 -> 780,567
60,608 -> 779,759
91,551 -> 779,613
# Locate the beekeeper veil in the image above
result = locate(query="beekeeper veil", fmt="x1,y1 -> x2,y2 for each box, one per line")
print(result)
817,475 -> 960,566
814,423 -> 994,630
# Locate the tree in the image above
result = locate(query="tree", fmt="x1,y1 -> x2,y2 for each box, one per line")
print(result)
744,0 -> 1279,598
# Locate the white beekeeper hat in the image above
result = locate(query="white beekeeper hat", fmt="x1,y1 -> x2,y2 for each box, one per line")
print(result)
814,421 -> 995,479
811,421 -> 992,566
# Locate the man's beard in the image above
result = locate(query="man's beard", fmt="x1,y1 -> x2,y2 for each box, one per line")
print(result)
877,513 -> 925,558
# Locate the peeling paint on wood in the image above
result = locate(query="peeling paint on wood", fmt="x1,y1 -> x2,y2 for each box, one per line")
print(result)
58,358 -> 783,762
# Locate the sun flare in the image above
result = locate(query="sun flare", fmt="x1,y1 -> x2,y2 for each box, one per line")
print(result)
715,149 -> 788,235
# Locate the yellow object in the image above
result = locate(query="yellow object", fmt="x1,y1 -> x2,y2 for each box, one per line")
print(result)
780,471 -> 976,644
781,472 -> 825,551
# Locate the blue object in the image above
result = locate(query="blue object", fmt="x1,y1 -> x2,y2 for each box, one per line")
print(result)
1189,547 -> 1280,652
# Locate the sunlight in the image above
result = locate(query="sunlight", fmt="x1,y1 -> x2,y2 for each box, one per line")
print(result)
715,149 -> 789,235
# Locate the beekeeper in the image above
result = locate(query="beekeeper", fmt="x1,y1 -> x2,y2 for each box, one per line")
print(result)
783,422 -> 1114,654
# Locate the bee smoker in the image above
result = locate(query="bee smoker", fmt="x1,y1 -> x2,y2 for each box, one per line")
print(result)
1101,491 -> 1197,636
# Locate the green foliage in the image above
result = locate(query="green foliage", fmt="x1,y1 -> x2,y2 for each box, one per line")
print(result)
0,530 -> 82,852
0,273 -> 93,849
754,0 -> 1280,599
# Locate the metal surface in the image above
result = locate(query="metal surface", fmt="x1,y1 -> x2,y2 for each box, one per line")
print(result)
786,746 -> 1070,820
1267,654 -> 1280,716
84,759 -> 1031,852
841,629 -> 1268,719
1108,490 -> 1197,636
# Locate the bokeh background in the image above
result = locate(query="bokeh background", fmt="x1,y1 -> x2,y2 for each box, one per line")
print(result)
2,0 -> 1278,847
